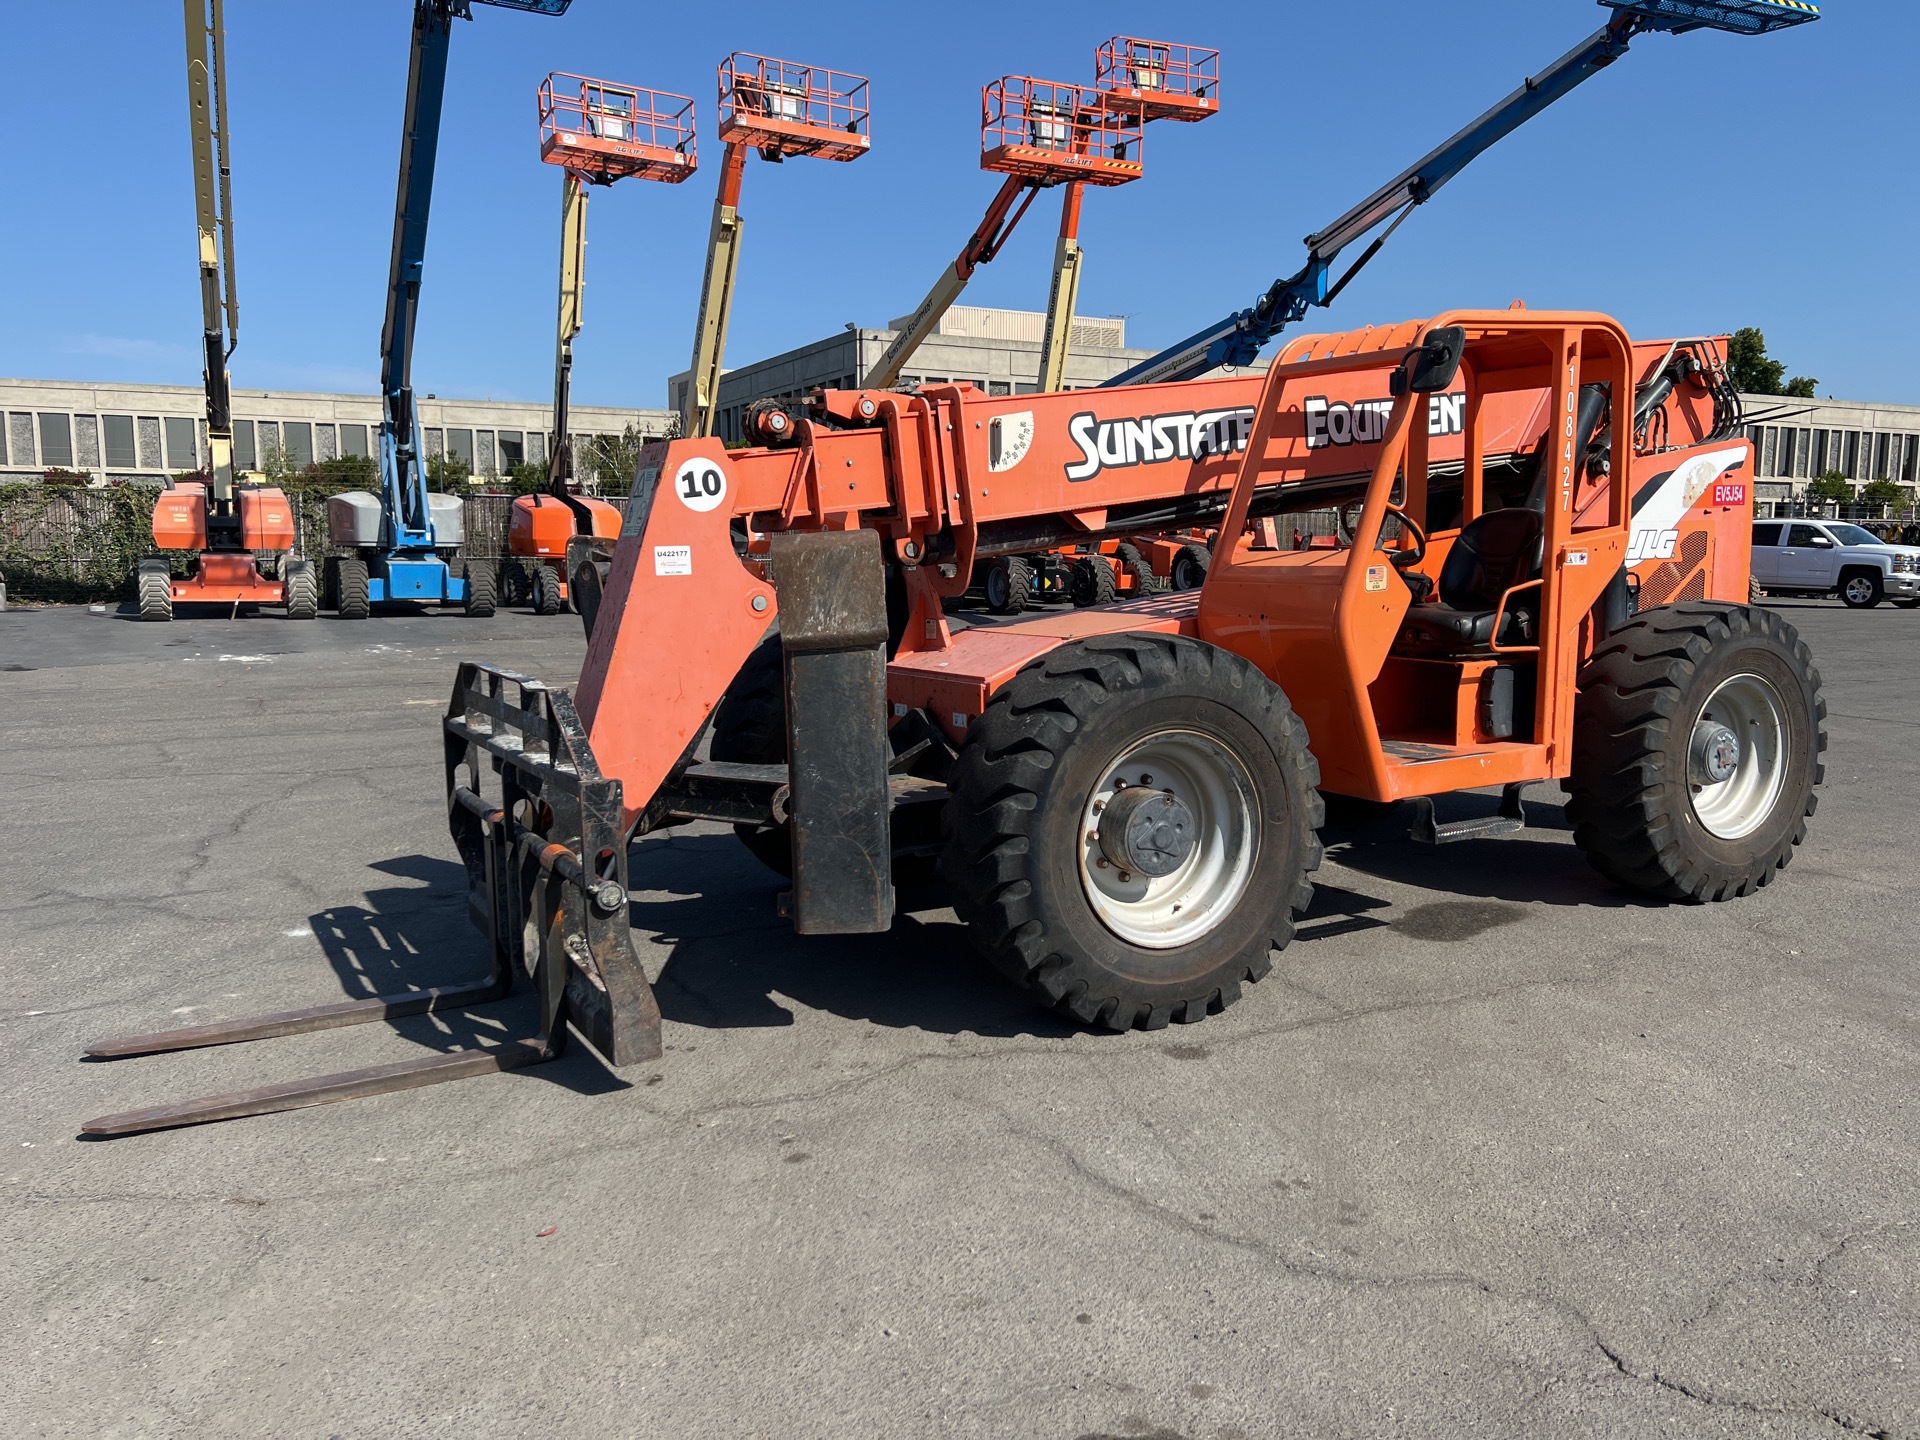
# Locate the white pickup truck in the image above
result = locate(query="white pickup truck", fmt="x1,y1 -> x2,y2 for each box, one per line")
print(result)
1751,519 -> 1920,609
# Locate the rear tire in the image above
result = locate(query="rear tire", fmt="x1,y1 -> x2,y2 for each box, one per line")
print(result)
531,564 -> 562,616
1069,554 -> 1117,608
943,634 -> 1323,1030
1567,602 -> 1825,902
137,559 -> 172,623
1839,569 -> 1883,608
1170,542 -> 1211,592
499,561 -> 530,609
463,561 -> 496,618
283,558 -> 318,620
335,557 -> 371,620
983,556 -> 1032,616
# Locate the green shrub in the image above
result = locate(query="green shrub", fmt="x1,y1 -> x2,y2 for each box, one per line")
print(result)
1806,471 -> 1851,504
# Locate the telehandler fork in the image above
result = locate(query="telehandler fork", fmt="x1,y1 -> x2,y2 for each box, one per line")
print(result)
85,311 -> 1824,1134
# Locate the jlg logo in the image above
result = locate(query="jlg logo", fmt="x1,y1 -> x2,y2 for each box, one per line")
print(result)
1627,528 -> 1680,562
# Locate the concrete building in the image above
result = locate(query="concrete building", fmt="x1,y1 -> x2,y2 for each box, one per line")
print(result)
666,305 -> 1158,445
0,376 -> 675,485
1741,393 -> 1920,508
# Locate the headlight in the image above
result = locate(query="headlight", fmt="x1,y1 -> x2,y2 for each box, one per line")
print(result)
1896,555 -> 1920,574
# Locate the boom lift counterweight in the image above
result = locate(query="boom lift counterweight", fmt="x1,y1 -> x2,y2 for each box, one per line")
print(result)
322,0 -> 572,619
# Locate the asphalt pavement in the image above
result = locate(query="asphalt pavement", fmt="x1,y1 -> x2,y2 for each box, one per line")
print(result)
1,596 -> 1914,1439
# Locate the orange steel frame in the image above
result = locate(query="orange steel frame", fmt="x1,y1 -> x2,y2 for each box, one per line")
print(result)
1095,36 -> 1220,122
151,481 -> 295,606
570,310 -> 1751,833
538,74 -> 698,184
717,52 -> 870,161
981,76 -> 1143,186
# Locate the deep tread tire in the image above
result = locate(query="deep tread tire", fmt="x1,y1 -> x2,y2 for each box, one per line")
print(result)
984,556 -> 1032,616
1128,559 -> 1159,597
137,560 -> 172,622
532,564 -> 562,616
1839,569 -> 1883,609
500,562 -> 530,609
1566,602 -> 1825,903
943,634 -> 1323,1031
1069,554 -> 1117,608
335,557 -> 371,620
283,558 -> 318,620
463,561 -> 497,617
1170,542 -> 1212,592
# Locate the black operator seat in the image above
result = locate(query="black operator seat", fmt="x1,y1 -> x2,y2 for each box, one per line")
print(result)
1393,382 -> 1610,655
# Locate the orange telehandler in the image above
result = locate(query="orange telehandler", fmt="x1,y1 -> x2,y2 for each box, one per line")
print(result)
87,311 -> 1825,1132
84,0 -> 1823,1135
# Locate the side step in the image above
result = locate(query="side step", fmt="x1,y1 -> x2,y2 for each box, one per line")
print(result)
1407,783 -> 1532,845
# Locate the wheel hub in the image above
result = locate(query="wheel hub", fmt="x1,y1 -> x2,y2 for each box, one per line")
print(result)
1097,787 -> 1195,878
1691,720 -> 1742,786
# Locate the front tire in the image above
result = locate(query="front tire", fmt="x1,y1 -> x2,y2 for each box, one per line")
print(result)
137,559 -> 172,622
1567,602 -> 1825,902
1840,569 -> 1883,608
283,558 -> 318,620
1068,554 -> 1117,608
943,634 -> 1323,1030
334,557 -> 370,619
531,564 -> 562,616
463,561 -> 496,618
1170,542 -> 1211,592
983,556 -> 1032,616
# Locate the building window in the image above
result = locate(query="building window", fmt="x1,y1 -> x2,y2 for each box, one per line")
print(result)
1904,436 -> 1919,486
39,414 -> 74,469
1014,382 -> 1039,395
476,430 -> 497,476
498,431 -> 524,470
8,414 -> 35,467
232,418 -> 256,469
280,421 -> 311,468
103,415 -> 137,468
1874,432 -> 1891,480
162,415 -> 197,470
424,427 -> 443,459
446,428 -> 474,468
315,423 -> 337,463
1843,431 -> 1860,479
340,423 -> 369,458
1810,430 -> 1828,475
988,381 -> 1011,397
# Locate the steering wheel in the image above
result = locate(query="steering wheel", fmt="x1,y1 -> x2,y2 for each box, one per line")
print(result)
1336,500 -> 1428,570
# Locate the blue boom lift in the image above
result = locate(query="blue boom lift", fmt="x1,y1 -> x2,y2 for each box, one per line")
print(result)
1103,0 -> 1819,390
324,0 -> 572,618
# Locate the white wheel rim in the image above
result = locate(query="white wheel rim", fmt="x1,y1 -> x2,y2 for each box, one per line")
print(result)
1690,672 -> 1789,841
1845,577 -> 1873,604
1078,729 -> 1259,949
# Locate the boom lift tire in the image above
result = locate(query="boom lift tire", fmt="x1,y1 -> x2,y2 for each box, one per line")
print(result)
532,564 -> 563,616
334,557 -> 371,619
1839,569 -> 1883,609
1069,554 -> 1117,608
943,634 -> 1323,1030
500,562 -> 530,609
983,556 -> 1032,615
1113,542 -> 1143,568
283,558 -> 319,620
1566,602 -> 1825,903
1128,558 -> 1159,597
1170,541 -> 1212,592
463,561 -> 497,618
137,559 -> 173,623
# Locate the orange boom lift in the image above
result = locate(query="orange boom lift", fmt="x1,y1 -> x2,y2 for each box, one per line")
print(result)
504,74 -> 697,617
139,0 -> 311,622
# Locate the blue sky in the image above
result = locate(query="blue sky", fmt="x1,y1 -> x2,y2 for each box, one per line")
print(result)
2,2 -> 1909,408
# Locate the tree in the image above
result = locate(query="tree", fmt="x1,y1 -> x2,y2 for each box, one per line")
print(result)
1862,478 -> 1906,508
426,452 -> 471,492
1727,327 -> 1817,397
1806,470 -> 1851,503
579,422 -> 654,494
506,460 -> 547,496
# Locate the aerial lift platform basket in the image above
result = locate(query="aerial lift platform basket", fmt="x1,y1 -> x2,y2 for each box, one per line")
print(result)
1094,37 -> 1219,123
511,75 -> 696,617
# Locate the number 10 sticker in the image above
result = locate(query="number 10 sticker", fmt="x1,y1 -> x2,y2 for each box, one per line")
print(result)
674,456 -> 727,513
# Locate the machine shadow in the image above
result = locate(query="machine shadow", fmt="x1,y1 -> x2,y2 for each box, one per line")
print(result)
308,854 -> 627,1098
1317,794 -> 1659,911
630,831 -> 1078,1041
